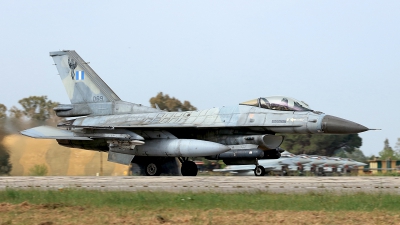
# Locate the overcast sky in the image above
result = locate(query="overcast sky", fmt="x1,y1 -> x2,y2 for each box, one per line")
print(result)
1,1 -> 399,156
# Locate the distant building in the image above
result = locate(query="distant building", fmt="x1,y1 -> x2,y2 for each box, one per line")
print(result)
367,158 -> 400,174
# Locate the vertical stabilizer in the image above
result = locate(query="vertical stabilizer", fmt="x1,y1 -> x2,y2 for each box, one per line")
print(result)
50,50 -> 121,104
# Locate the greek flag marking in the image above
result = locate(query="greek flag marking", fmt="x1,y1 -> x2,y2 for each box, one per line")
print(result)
75,71 -> 85,80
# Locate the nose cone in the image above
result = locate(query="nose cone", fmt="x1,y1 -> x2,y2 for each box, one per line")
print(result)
322,115 -> 368,134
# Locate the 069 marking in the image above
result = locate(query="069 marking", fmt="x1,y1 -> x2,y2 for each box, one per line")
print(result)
93,96 -> 104,102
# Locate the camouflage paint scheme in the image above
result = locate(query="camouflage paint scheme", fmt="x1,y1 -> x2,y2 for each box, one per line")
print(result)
20,50 -> 370,176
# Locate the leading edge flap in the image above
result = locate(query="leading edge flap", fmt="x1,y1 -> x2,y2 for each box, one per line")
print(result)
20,125 -> 92,140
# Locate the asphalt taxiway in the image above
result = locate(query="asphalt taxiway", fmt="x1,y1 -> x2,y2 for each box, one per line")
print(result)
1,176 -> 400,193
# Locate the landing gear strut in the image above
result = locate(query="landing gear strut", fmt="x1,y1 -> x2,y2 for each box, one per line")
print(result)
281,166 -> 289,176
179,157 -> 198,176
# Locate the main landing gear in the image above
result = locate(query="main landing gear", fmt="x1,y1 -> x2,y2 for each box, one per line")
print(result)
178,157 -> 198,176
132,156 -> 180,176
145,162 -> 162,176
254,159 -> 266,176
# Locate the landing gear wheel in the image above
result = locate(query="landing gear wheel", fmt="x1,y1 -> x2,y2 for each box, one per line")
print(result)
254,165 -> 266,176
145,162 -> 161,176
282,167 -> 289,176
181,161 -> 198,176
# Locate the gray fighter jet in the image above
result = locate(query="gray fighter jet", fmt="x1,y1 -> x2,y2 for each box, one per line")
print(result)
213,153 -> 312,176
20,50 -> 371,176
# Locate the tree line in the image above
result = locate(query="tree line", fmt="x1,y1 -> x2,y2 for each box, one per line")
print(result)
375,138 -> 400,160
0,96 -> 59,175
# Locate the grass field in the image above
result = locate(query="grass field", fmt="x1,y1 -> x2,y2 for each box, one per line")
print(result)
1,189 -> 400,224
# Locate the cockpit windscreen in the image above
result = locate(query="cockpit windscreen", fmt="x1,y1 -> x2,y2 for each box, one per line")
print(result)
240,96 -> 312,111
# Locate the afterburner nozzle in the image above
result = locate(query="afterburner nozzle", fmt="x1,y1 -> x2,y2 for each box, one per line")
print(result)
321,115 -> 368,134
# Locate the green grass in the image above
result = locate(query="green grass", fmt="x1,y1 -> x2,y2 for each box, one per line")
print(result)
1,189 -> 399,212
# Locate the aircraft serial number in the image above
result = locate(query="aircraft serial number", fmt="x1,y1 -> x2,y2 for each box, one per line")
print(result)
93,96 -> 104,102
272,120 -> 286,123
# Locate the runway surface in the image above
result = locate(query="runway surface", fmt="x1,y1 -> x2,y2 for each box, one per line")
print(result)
1,176 -> 400,193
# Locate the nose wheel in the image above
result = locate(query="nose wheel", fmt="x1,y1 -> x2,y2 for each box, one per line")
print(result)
179,157 -> 198,176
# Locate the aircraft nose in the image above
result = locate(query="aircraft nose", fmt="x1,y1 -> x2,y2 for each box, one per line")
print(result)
321,115 -> 368,134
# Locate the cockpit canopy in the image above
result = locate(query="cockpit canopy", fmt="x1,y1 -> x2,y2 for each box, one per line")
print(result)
240,96 -> 312,111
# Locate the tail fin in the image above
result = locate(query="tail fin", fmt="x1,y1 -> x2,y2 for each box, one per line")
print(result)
50,50 -> 121,104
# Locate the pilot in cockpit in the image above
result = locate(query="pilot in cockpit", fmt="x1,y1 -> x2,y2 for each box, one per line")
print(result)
278,98 -> 289,111
267,97 -> 290,111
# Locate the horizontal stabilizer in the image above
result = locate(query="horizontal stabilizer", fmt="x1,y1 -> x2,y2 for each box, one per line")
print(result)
20,126 -> 92,140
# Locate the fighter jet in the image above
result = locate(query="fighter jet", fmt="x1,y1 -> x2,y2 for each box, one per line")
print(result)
328,157 -> 367,174
279,152 -> 313,175
213,157 -> 293,176
20,50 -> 371,176
302,156 -> 329,175
214,151 -> 312,176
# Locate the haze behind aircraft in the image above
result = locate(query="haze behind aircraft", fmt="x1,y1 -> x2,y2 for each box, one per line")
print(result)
20,50 -> 371,176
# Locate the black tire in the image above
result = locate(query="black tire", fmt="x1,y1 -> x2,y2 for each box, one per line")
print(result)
282,167 -> 289,176
254,165 -> 266,176
181,161 -> 198,176
145,162 -> 161,176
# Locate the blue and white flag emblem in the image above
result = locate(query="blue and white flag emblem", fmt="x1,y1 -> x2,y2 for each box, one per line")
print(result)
75,71 -> 85,80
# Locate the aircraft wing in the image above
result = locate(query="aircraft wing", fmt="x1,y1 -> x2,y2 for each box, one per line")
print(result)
20,126 -> 92,140
57,124 -> 198,129
58,124 -> 301,130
